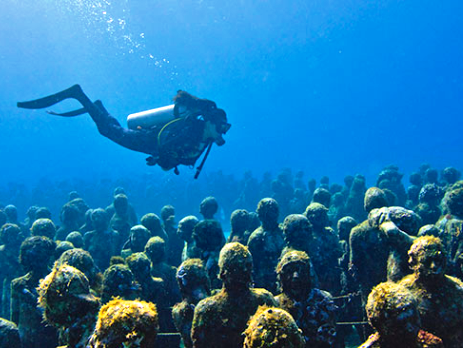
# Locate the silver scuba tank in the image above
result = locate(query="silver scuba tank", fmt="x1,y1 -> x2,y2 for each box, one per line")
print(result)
127,104 -> 181,130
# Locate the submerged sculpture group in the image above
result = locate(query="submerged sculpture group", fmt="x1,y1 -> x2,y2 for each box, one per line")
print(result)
0,164 -> 462,348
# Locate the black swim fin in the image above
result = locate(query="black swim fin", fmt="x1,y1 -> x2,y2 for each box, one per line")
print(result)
47,108 -> 87,117
17,84 -> 84,110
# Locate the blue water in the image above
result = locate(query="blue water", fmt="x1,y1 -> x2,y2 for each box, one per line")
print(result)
1,0 -> 462,187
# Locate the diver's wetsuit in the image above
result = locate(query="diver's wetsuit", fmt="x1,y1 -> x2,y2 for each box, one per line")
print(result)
17,85 -> 223,171
82,104 -> 210,170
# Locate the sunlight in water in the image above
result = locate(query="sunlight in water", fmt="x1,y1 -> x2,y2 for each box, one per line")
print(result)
60,0 -> 172,69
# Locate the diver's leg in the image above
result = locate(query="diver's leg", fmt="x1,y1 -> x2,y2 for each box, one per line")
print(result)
18,85 -> 158,155
91,100 -> 158,155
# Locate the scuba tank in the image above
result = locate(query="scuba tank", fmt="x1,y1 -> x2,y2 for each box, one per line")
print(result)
127,104 -> 176,130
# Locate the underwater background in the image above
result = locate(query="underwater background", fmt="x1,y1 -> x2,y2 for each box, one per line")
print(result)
1,0 -> 462,217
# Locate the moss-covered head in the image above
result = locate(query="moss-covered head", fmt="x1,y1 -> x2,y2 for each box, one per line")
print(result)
0,223 -> 23,246
312,187 -> 331,208
140,213 -> 162,235
91,208 -> 109,232
282,214 -> 312,246
304,202 -> 329,229
92,298 -> 159,348
443,187 -> 463,218
160,205 -> 175,222
408,236 -> 447,280
37,265 -> 99,327
219,242 -> 253,289
19,236 -> 55,272
366,282 -> 420,339
128,225 -> 151,252
144,236 -> 166,264
101,264 -> 136,304
257,198 -> 279,228
113,194 -> 129,214
30,218 -> 56,240
66,231 -> 84,248
243,306 -> 305,348
176,258 -> 211,302
192,220 -> 223,252
177,215 -> 199,242
364,187 -> 388,213
276,250 -> 311,297
199,196 -> 219,219
57,248 -> 99,284
230,209 -> 249,235
126,252 -> 151,278
337,216 -> 357,242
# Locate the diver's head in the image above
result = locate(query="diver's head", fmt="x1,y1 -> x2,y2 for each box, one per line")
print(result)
203,108 -> 230,146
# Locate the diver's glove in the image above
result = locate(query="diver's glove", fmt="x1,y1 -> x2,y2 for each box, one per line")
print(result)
146,156 -> 158,166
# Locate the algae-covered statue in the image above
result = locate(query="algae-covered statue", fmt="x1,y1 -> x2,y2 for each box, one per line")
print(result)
399,236 -> 463,348
0,224 -> 23,319
100,264 -> 139,305
88,298 -> 159,348
191,219 -> 225,288
30,218 -> 56,240
247,198 -> 284,294
275,250 -> 337,348
18,85 -> 230,177
121,225 -> 151,259
10,236 -> 58,348
177,215 -> 200,261
243,306 -> 305,348
37,265 -> 100,348
191,242 -> 277,348
360,282 -> 443,348
304,202 -> 342,294
83,208 -> 120,271
172,258 -> 211,348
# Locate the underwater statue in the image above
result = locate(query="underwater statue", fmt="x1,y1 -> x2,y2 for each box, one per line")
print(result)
191,242 -> 277,348
30,218 -> 56,240
10,236 -> 58,348
56,248 -> 102,295
243,306 -> 305,348
360,282 -> 443,348
140,213 -> 168,241
126,252 -> 165,304
56,203 -> 81,241
121,225 -> 151,258
275,250 -> 337,348
37,265 -> 100,348
191,219 -> 226,287
83,208 -> 120,271
399,236 -> 463,348
88,298 -> 159,348
177,215 -> 200,261
304,202 -> 343,294
100,264 -> 139,305
227,209 -> 250,244
0,224 -> 23,319
161,205 -> 184,267
17,85 -> 230,177
172,258 -> 211,348
247,198 -> 284,294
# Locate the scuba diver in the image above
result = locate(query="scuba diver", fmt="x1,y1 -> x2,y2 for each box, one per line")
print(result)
17,85 -> 230,178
